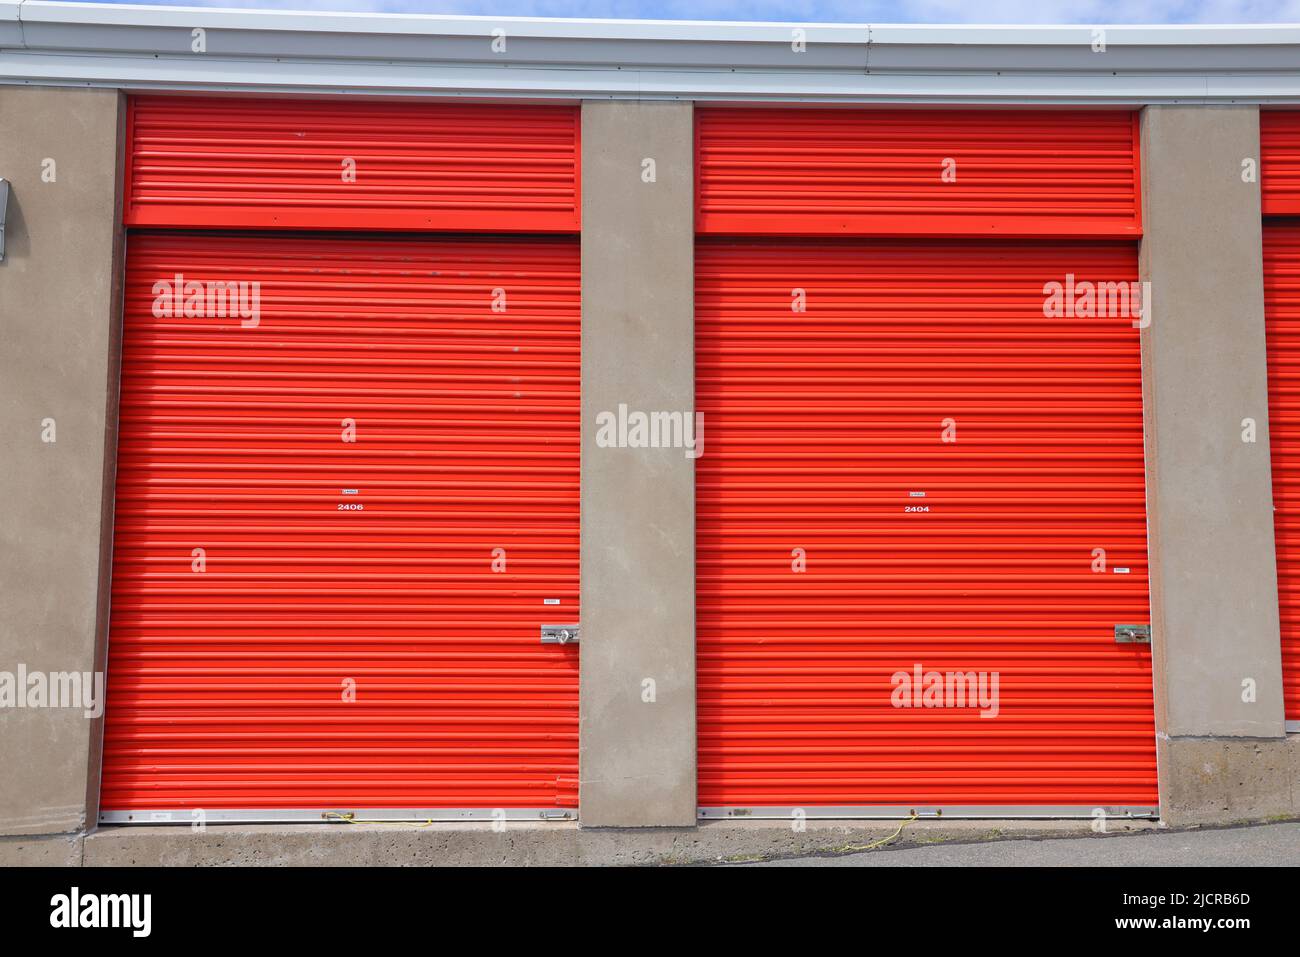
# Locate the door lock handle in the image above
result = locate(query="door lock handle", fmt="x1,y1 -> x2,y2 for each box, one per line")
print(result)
541,624 -> 580,644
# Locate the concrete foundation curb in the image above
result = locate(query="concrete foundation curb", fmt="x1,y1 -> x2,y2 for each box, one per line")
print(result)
0,819 -> 1183,867
0,832 -> 84,866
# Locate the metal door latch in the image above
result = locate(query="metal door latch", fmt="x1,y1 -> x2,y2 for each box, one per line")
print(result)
541,624 -> 580,644
1115,624 -> 1151,644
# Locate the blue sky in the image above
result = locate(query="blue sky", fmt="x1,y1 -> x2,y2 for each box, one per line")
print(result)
74,0 -> 1300,25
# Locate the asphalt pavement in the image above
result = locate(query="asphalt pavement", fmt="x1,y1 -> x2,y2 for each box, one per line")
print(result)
742,821 -> 1300,866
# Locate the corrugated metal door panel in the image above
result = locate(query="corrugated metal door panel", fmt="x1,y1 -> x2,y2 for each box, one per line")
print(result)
696,108 -> 1141,239
696,239 -> 1157,809
125,96 -> 580,232
1262,111 -> 1300,217
101,232 -> 580,813
1264,223 -> 1300,722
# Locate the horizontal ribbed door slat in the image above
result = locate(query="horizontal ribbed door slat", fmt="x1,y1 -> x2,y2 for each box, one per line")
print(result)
102,232 -> 580,814
125,96 -> 580,232
1264,223 -> 1300,722
696,239 -> 1157,809
696,108 -> 1141,238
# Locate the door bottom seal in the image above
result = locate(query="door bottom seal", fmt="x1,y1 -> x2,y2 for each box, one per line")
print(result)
99,807 -> 576,825
699,805 -> 1159,820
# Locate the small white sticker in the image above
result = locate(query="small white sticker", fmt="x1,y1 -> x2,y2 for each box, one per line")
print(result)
341,489 -> 359,494
1114,567 -> 1130,574
908,491 -> 926,498
544,598 -> 560,605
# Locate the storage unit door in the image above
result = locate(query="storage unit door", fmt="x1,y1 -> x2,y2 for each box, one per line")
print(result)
697,239 -> 1157,813
101,232 -> 579,820
1264,222 -> 1300,727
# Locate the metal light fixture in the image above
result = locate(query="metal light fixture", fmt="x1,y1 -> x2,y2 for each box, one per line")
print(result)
0,178 -> 9,262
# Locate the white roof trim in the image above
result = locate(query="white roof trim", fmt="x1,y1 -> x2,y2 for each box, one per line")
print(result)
2,1 -> 1300,103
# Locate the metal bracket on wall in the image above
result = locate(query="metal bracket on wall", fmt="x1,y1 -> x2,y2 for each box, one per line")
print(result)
541,624 -> 580,644
1115,624 -> 1151,644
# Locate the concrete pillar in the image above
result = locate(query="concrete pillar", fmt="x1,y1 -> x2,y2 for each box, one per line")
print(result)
0,88 -> 124,836
1139,105 -> 1298,824
579,101 -> 696,827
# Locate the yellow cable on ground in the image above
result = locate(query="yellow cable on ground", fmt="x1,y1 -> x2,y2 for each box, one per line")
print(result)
838,812 -> 919,852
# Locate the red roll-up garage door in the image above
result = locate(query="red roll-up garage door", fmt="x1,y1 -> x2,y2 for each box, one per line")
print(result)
100,232 -> 580,820
696,239 -> 1157,813
1264,222 -> 1300,726
1261,111 -> 1300,726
